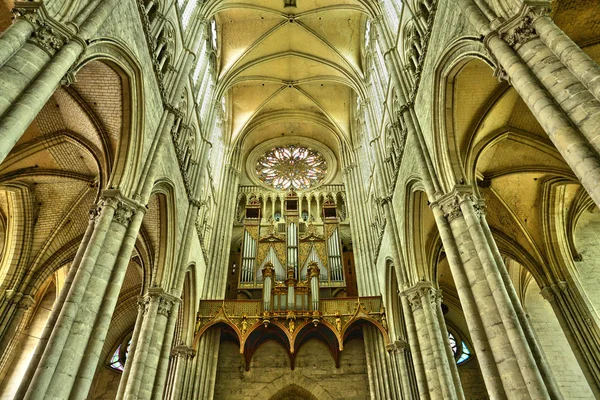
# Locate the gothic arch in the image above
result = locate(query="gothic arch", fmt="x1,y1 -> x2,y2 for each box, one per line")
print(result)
431,37 -> 496,192
257,374 -> 334,400
75,39 -> 146,196
147,179 -> 178,288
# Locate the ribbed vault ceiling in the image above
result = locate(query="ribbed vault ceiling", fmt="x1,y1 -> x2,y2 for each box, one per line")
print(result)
202,0 -> 373,155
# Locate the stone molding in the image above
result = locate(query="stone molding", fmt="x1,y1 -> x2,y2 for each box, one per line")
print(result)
4,290 -> 35,309
540,281 -> 568,302
13,2 -> 72,56
95,190 -> 142,227
435,186 -> 476,222
143,288 -> 180,317
171,345 -> 196,359
387,339 -> 410,354
402,281 -> 440,311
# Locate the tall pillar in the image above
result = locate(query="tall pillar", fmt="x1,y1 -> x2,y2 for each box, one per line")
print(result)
21,190 -> 141,400
432,187 -> 557,399
167,345 -> 196,400
469,2 -> 600,207
0,0 -> 123,165
118,288 -> 178,400
403,282 -> 460,400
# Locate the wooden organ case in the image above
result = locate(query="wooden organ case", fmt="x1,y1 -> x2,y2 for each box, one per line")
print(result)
237,192 -> 347,313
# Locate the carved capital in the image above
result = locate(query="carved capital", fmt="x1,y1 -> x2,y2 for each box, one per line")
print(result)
98,190 -> 141,226
113,202 -> 136,226
494,3 -> 550,50
540,286 -> 555,302
144,288 -> 180,317
262,262 -> 274,279
436,186 -> 475,222
157,297 -> 175,316
500,16 -> 537,48
402,281 -> 438,310
13,2 -> 72,56
172,345 -> 196,359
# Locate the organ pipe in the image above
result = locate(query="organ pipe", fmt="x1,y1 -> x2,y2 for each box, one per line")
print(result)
241,230 -> 256,283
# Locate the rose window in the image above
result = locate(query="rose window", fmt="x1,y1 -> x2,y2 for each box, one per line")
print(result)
256,145 -> 327,190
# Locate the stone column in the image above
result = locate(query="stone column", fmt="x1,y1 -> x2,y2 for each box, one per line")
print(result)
23,190 -> 140,400
403,283 -> 459,400
434,187 -> 555,399
115,297 -> 146,400
478,204 -> 561,396
0,18 -> 35,68
140,291 -> 178,399
533,16 -> 600,102
429,200 -> 506,398
434,296 -> 464,398
14,206 -> 98,399
0,0 -> 123,165
70,206 -> 146,398
167,345 -> 196,400
119,288 -> 177,399
541,282 -> 600,397
474,3 -> 600,207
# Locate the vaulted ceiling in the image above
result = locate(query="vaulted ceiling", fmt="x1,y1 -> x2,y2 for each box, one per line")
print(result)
201,0 -> 374,156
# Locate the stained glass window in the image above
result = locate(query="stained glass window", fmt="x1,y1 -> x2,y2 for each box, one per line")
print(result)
109,338 -> 131,372
256,145 -> 327,190
448,332 -> 472,365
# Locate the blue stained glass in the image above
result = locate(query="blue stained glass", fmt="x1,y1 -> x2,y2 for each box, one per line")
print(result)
448,332 -> 472,365
457,341 -> 472,365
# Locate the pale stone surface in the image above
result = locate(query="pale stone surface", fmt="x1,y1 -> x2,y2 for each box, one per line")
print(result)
214,339 -> 370,400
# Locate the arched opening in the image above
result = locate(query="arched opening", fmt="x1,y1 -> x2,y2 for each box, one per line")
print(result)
0,264 -> 67,398
268,384 -> 319,400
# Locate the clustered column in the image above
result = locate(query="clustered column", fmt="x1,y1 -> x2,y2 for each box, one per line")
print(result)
19,190 -> 144,399
117,288 -> 179,399
430,187 -> 559,399
401,282 -> 463,400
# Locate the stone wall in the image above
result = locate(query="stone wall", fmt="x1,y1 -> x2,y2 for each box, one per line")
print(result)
524,280 -> 594,399
214,337 -> 370,400
457,359 -> 487,400
88,366 -> 121,400
0,284 -> 55,400
574,209 -> 600,319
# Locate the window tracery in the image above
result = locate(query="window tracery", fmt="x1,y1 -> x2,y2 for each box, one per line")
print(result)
256,145 -> 327,190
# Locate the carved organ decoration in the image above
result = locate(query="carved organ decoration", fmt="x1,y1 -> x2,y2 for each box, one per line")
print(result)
238,191 -> 346,309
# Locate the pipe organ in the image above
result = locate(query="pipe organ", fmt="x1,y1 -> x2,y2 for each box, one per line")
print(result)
238,191 -> 348,312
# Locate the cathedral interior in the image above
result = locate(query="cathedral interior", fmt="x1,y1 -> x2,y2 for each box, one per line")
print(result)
0,0 -> 599,399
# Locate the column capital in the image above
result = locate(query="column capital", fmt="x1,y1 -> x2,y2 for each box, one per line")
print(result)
171,344 -> 196,359
98,189 -> 143,226
401,281 -> 439,310
13,2 -> 73,56
143,287 -> 180,316
433,186 -> 476,221
307,261 -> 320,279
262,262 -> 275,279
